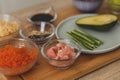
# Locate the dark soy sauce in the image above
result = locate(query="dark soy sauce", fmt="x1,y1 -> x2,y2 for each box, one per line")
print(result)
31,13 -> 53,22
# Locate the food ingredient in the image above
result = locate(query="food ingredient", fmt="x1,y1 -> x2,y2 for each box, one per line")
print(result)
109,0 -> 120,5
30,13 -> 53,22
0,45 -> 36,68
28,30 -> 51,41
46,42 -> 76,60
67,29 -> 103,50
75,14 -> 118,30
0,20 -> 19,37
109,0 -> 120,14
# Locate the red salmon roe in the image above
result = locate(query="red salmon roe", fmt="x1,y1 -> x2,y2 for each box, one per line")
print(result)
0,45 -> 36,68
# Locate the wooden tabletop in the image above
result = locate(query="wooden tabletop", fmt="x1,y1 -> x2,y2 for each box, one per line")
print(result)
1,0 -> 120,80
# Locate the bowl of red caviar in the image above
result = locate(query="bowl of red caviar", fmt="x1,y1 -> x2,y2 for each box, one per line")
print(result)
41,38 -> 81,69
0,38 -> 39,76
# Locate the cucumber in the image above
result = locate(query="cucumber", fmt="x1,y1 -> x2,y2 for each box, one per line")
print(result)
75,14 -> 118,31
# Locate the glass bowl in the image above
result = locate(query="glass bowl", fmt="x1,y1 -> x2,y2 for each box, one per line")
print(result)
19,21 -> 55,45
0,38 -> 39,76
0,14 -> 21,43
26,6 -> 57,24
41,39 -> 81,69
73,0 -> 103,13
108,0 -> 120,15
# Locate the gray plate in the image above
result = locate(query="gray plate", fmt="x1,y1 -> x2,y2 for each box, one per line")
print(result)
55,14 -> 120,54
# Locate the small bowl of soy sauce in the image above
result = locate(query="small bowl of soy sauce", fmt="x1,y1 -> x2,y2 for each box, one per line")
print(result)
27,6 -> 57,24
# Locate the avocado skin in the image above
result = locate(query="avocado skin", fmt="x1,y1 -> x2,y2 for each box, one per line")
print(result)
76,20 -> 118,31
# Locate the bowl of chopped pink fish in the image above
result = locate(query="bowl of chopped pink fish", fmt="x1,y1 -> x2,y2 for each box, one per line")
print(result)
41,38 -> 81,69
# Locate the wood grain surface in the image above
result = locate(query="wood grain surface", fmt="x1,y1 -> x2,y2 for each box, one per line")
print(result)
79,59 -> 120,80
1,0 -> 120,80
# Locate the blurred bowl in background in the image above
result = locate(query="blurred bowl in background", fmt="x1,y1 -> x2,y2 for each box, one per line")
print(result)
73,0 -> 103,13
108,0 -> 120,15
0,14 -> 21,44
19,21 -> 55,45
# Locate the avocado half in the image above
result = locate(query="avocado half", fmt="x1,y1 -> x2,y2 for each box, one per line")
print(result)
75,14 -> 118,31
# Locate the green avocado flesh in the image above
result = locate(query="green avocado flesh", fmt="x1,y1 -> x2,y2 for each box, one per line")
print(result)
76,14 -> 118,31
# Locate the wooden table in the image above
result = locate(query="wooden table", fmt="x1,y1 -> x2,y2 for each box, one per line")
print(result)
1,0 -> 120,80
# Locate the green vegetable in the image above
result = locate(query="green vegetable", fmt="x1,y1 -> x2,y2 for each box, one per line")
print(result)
109,0 -> 120,5
75,14 -> 118,31
67,29 -> 103,50
109,0 -> 120,13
